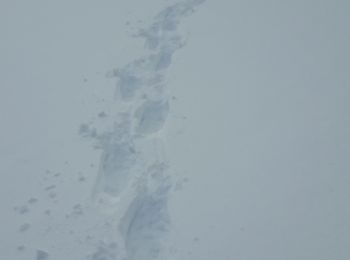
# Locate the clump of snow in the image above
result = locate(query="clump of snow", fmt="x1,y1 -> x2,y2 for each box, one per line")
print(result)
36,250 -> 49,260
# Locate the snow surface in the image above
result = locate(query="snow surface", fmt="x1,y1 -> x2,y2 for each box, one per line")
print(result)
2,0 -> 350,260
1,0 -> 206,259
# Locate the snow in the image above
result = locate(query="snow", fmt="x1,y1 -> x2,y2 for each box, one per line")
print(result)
81,2 -> 206,258
134,100 -> 169,136
2,0 -> 350,259
36,250 -> 49,260
3,0 -> 206,259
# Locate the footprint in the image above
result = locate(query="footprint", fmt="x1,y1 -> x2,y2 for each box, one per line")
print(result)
134,100 -> 169,136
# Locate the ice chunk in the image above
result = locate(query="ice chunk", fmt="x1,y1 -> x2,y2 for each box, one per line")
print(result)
134,100 -> 169,135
